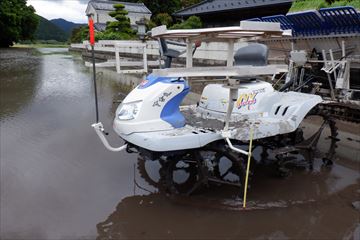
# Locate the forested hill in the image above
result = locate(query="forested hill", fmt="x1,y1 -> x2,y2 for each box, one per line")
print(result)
50,19 -> 85,37
34,15 -> 68,42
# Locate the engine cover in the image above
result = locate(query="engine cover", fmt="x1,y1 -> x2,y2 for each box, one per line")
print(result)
198,80 -> 274,118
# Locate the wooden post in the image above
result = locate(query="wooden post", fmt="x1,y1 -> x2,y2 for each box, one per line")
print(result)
115,45 -> 121,73
143,44 -> 148,73
186,39 -> 193,68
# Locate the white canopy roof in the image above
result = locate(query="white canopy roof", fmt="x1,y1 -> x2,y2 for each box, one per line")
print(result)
151,21 -> 291,42
152,65 -> 288,78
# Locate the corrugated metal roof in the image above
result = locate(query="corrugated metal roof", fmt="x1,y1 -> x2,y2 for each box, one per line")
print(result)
89,0 -> 152,14
174,0 -> 293,16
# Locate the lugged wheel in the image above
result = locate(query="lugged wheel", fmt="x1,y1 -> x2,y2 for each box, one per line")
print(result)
137,154 -> 169,189
272,113 -> 339,175
204,145 -> 246,187
164,152 -> 200,195
298,114 -> 338,166
164,144 -> 247,195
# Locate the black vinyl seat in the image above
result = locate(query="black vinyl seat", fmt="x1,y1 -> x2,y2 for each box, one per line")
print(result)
234,43 -> 269,66
232,43 -> 269,82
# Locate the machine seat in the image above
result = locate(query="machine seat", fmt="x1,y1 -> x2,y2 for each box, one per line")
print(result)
234,43 -> 269,67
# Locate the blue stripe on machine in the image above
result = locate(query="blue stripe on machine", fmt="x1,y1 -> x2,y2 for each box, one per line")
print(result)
160,83 -> 190,128
138,74 -> 180,89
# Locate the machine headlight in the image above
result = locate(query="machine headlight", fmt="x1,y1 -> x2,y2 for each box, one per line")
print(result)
117,101 -> 142,120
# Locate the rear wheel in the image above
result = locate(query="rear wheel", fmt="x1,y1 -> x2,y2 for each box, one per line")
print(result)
137,155 -> 167,189
272,114 -> 338,175
164,145 -> 247,195
205,146 -> 246,187
165,152 -> 200,195
297,114 -> 338,166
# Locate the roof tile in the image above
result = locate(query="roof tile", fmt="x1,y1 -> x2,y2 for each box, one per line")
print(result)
174,0 -> 293,16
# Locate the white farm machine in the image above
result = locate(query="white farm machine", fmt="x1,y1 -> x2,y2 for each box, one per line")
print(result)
90,20 -> 341,199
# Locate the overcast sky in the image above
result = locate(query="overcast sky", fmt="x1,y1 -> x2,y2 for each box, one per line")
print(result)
27,0 -> 89,23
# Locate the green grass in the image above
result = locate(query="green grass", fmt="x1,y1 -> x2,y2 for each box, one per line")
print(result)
289,0 -> 360,12
331,0 -> 360,9
289,0 -> 328,12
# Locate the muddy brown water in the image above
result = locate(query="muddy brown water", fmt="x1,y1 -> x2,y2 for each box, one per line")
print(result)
0,48 -> 359,240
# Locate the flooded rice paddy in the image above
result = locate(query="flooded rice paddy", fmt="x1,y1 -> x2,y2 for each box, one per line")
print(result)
0,48 -> 359,240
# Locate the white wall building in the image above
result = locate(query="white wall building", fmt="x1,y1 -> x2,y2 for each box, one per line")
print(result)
85,0 -> 152,32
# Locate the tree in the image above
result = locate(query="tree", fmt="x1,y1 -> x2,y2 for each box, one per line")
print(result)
180,0 -> 202,8
0,0 -> 39,47
122,0 -> 204,30
170,16 -> 202,29
96,3 -> 137,40
70,26 -> 89,43
153,13 -> 173,27
123,0 -> 182,15
34,15 -> 68,42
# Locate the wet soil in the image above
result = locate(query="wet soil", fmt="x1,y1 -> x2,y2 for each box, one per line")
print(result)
0,48 -> 359,240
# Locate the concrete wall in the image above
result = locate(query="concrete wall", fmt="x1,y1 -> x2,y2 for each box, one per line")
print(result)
71,40 -> 253,66
71,36 -> 360,67
97,40 -> 249,64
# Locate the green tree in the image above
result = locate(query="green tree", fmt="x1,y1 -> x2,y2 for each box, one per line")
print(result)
96,3 -> 136,40
34,15 -> 68,42
70,26 -> 89,43
123,0 -> 203,30
123,0 -> 181,15
180,0 -> 202,8
170,16 -> 202,29
0,0 -> 39,47
145,19 -> 157,31
153,13 -> 173,27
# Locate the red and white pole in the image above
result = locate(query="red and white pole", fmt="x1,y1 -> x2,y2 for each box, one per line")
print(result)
88,16 -> 99,123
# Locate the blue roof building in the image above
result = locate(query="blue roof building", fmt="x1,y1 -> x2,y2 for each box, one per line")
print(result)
174,0 -> 294,27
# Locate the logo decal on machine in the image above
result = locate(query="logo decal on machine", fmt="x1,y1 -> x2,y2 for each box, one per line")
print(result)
153,92 -> 172,107
236,88 -> 265,110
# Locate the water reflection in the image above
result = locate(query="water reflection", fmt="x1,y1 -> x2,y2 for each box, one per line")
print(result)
97,189 -> 359,240
134,153 -> 359,205
0,48 -> 144,239
95,153 -> 360,239
0,48 -> 42,119
35,50 -> 91,101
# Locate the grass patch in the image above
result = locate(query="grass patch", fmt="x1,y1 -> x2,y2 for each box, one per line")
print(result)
289,0 -> 329,12
289,0 -> 360,12
331,0 -> 360,9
